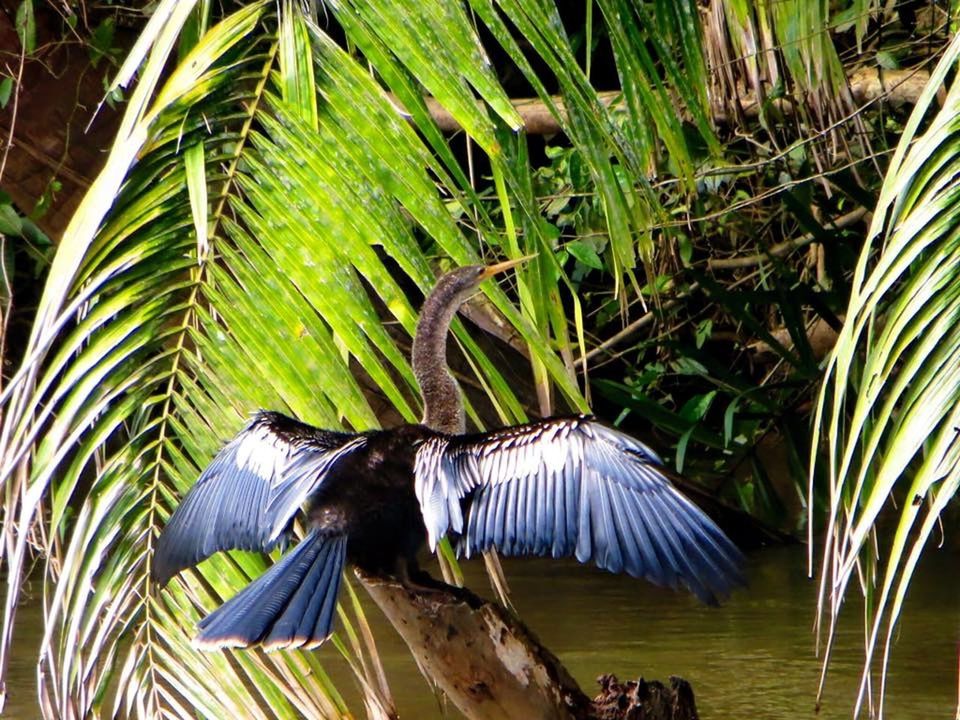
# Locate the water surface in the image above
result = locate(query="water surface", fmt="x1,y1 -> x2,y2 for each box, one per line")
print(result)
323,544 -> 959,719
5,545 -> 958,718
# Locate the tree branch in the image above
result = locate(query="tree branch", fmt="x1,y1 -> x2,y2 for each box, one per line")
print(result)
400,68 -> 929,135
707,206 -> 869,270
358,572 -> 700,720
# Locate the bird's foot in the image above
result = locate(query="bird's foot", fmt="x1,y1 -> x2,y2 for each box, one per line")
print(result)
396,565 -> 478,604
396,564 -> 448,592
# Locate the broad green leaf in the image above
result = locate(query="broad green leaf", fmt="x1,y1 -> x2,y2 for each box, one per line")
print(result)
0,77 -> 12,108
15,0 -> 35,54
184,142 -> 209,259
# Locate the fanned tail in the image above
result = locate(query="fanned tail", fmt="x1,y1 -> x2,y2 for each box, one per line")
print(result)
194,529 -> 347,651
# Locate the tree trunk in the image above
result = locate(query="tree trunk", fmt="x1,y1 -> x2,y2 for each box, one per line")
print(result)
358,572 -> 699,720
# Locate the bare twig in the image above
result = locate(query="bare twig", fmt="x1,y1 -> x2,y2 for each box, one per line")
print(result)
707,206 -> 869,270
707,207 -> 867,270
0,48 -> 27,183
0,123 -> 94,189
581,283 -> 700,364
0,236 -> 9,395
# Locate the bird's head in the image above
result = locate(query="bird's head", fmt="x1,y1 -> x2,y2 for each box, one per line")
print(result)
433,255 -> 536,304
413,254 -> 536,434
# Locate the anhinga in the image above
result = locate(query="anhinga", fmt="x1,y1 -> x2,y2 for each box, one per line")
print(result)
153,260 -> 744,650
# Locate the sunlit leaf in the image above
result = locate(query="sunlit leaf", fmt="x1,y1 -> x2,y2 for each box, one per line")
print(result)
811,32 -> 960,718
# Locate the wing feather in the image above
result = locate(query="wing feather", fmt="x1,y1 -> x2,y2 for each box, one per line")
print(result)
466,482 -> 487,556
154,411 -> 365,586
531,470 -> 546,554
503,474 -> 518,551
608,481 -> 641,575
414,416 -> 744,604
611,482 -> 657,581
492,481 -> 508,551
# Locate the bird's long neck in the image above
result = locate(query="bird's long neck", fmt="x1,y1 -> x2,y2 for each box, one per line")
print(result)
412,276 -> 468,434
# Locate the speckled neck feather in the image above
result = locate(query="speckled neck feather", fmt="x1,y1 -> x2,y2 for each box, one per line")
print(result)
412,269 -> 480,434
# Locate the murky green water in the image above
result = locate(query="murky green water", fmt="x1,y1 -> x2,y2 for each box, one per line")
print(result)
321,545 -> 960,719
5,544 -> 958,718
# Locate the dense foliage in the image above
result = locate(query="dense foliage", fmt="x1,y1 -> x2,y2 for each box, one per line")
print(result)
0,1 -> 956,717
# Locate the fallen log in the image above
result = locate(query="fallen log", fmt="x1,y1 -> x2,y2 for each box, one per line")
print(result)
394,67 -> 930,135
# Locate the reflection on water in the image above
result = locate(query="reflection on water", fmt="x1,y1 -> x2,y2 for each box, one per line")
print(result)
5,545 -> 958,718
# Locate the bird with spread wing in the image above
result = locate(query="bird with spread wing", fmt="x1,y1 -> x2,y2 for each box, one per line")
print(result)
154,259 -> 744,650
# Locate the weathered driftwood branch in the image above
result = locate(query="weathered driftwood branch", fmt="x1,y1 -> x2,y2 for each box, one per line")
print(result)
401,67 -> 930,135
358,571 -> 699,720
359,571 -> 591,719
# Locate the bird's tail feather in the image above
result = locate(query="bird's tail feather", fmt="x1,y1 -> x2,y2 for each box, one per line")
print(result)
194,529 -> 347,651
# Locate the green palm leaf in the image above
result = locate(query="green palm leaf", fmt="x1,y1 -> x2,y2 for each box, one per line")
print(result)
0,1 -> 732,716
811,31 -> 960,718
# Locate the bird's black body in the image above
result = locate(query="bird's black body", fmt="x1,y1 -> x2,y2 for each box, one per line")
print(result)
154,261 -> 746,651
308,424 -> 429,576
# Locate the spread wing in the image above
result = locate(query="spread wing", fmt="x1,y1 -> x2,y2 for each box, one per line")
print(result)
414,416 -> 743,604
153,411 -> 366,586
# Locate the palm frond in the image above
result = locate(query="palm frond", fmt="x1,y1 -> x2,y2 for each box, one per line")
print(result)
811,31 -> 960,719
0,0 -> 738,716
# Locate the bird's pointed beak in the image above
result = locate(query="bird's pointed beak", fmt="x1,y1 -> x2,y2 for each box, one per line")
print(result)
480,253 -> 538,280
